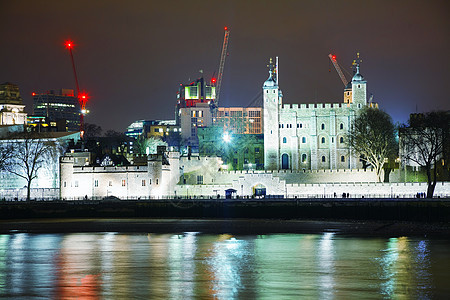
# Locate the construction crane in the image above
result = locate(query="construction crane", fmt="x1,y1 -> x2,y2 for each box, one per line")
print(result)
211,27 -> 230,112
64,40 -> 88,138
328,54 -> 349,86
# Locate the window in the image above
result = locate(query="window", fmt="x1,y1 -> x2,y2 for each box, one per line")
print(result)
358,84 -> 361,88
322,156 -> 326,162
154,128 -> 159,132
75,181 -> 78,187
340,137 -> 344,143
321,137 -> 325,144
282,124 -> 284,128
156,179 -> 159,185
341,156 -> 345,162
255,147 -> 260,154
94,180 -> 98,187
64,181 -> 66,187
197,175 -> 203,185
149,179 -> 152,185
109,181 -> 112,187
321,123 -> 325,130
283,137 -> 287,143
233,158 -> 238,165
302,137 -> 306,143
340,123 -> 344,130
191,127 -> 196,137
142,180 -> 146,186
279,124 -> 281,128
122,180 -> 126,187
302,154 -> 307,162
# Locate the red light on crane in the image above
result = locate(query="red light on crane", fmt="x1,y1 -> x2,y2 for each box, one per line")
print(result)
32,92 -> 36,96
64,40 -> 74,49
211,77 -> 217,84
224,26 -> 228,31
332,55 -> 337,61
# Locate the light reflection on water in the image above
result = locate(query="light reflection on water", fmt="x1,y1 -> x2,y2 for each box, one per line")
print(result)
0,231 -> 448,299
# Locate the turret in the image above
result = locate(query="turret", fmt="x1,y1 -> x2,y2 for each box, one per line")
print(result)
350,65 -> 367,108
263,58 -> 281,170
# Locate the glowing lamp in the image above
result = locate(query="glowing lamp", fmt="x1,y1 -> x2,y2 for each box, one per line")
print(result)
223,132 -> 232,143
32,92 -> 36,96
332,55 -> 336,60
224,26 -> 228,31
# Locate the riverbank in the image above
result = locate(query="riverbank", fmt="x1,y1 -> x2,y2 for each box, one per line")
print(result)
1,218 -> 450,237
1,198 -> 449,221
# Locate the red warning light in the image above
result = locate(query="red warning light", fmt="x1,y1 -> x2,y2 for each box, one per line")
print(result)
224,26 -> 228,31
211,77 -> 217,84
64,40 -> 74,49
332,55 -> 337,60
32,92 -> 36,96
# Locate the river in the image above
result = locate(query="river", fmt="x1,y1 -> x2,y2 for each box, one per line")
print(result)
0,227 -> 449,298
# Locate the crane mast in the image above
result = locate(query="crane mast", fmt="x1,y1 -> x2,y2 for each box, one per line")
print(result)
213,27 -> 230,111
328,54 -> 349,86
65,40 -> 88,138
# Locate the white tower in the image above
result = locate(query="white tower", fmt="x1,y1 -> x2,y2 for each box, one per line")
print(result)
263,58 -> 282,170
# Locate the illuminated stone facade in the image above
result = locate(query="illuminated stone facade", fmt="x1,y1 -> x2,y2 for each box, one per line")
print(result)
263,61 -> 368,171
60,149 -> 180,199
0,82 -> 27,126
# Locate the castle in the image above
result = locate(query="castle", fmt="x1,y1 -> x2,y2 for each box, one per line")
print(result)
263,59 -> 369,171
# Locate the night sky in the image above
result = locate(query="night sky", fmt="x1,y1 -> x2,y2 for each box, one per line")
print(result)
1,0 -> 449,132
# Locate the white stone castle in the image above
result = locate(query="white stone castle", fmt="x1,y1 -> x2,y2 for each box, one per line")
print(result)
263,58 -> 368,171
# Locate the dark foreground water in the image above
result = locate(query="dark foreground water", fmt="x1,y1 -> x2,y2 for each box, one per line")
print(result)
1,230 -> 449,298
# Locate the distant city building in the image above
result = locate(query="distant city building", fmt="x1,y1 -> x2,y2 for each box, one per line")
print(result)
216,107 -> 262,134
32,89 -> 80,131
176,78 -> 216,149
0,82 -> 27,126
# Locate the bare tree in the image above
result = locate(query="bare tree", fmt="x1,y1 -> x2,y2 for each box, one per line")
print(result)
5,132 -> 59,200
347,107 -> 398,182
400,111 -> 449,198
0,141 -> 13,171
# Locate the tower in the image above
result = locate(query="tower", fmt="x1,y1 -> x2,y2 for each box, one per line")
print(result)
350,65 -> 367,108
263,58 -> 282,170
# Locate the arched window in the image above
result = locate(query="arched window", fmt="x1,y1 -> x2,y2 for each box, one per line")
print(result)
341,156 -> 345,162
321,123 -> 325,130
321,137 -> 325,144
302,154 -> 307,162
340,137 -> 344,143
322,156 -> 326,162
340,123 -> 344,130
302,137 -> 306,143
283,137 -> 287,143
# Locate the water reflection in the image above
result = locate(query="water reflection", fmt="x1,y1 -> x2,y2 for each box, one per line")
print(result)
0,231 -> 448,299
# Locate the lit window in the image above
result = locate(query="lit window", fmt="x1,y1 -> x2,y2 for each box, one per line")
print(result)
142,180 -> 146,186
122,179 -> 126,186
302,154 -> 307,162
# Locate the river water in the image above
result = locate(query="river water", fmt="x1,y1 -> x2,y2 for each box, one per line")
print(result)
0,230 -> 449,299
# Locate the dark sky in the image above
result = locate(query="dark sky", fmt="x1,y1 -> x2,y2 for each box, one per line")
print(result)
1,0 -> 449,131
